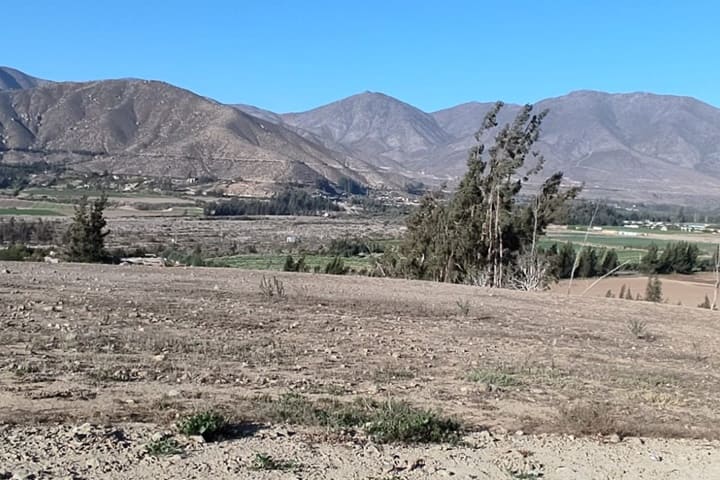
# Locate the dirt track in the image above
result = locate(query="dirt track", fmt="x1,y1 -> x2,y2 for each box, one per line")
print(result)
1,262 -> 720,478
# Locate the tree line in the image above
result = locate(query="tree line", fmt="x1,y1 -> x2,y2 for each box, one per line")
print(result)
0,217 -> 59,245
205,189 -> 340,216
639,242 -> 700,274
544,242 -> 619,279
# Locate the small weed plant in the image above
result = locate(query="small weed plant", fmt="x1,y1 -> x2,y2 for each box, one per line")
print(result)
177,411 -> 227,441
456,299 -> 471,316
259,275 -> 286,301
251,453 -> 298,471
558,402 -> 627,436
468,368 -> 521,387
145,435 -> 184,456
365,400 -> 461,444
627,319 -> 649,339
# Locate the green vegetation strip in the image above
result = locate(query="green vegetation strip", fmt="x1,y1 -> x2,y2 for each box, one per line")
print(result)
252,394 -> 461,444
0,207 -> 65,216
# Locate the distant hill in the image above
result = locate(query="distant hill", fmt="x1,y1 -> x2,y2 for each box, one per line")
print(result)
0,66 -> 49,90
0,77 -> 393,190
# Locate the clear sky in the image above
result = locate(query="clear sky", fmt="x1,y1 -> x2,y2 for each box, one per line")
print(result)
4,1 -> 719,112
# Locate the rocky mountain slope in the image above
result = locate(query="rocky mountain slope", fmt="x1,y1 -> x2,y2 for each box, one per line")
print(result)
0,77 -> 392,190
252,90 -> 720,201
427,91 -> 720,200
0,66 -> 49,90
5,66 -> 720,201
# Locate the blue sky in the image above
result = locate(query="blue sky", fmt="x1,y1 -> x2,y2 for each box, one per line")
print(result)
4,1 -> 719,112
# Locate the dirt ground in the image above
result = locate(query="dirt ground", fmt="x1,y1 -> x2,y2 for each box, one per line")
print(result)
1,262 -> 720,478
554,272 -> 718,306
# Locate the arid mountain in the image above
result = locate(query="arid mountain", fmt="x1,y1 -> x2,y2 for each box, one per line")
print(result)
276,90 -> 720,202
282,92 -> 454,169
0,66 -> 49,90
0,78 -> 394,190
4,66 -> 720,202
428,91 -> 720,200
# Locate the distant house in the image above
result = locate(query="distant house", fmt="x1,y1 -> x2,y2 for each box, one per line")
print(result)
680,223 -> 708,232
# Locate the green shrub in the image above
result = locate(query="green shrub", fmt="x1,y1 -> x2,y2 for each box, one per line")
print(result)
253,394 -> 460,444
324,256 -> 348,275
365,400 -> 461,444
177,411 -> 226,441
145,435 -> 184,456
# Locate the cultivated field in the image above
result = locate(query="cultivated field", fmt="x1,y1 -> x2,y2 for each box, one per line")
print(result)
1,262 -> 720,478
555,272 -> 719,306
0,193 -> 203,218
105,215 -> 405,253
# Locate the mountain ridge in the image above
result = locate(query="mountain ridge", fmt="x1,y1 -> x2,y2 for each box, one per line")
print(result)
4,66 -> 720,202
0,77 -> 396,192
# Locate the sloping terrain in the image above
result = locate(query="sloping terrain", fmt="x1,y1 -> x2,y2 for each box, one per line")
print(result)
1,262 -> 719,477
429,92 -> 720,199
282,92 -> 454,171
276,90 -> 720,201
5,66 -> 720,201
0,66 -> 49,90
0,79 -> 389,189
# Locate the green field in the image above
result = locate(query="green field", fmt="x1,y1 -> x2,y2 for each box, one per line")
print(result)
0,207 -> 66,217
545,232 -> 717,254
209,253 -> 374,271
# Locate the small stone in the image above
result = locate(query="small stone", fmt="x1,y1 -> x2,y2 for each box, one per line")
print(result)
153,354 -> 166,362
188,435 -> 205,444
607,433 -> 621,443
11,470 -> 35,480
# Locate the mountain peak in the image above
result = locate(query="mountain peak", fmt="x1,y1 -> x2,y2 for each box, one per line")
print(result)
282,92 -> 453,157
0,66 -> 49,90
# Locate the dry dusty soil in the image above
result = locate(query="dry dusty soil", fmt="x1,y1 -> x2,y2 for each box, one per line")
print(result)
555,272 -> 719,307
1,262 -> 720,479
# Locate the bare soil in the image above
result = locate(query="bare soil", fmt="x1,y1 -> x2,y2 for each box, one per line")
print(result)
1,262 -> 720,478
555,272 -> 717,306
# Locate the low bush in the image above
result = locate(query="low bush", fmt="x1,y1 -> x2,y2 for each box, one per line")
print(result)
177,411 -> 227,441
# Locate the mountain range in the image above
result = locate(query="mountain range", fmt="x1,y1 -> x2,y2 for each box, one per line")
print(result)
3,66 -> 720,203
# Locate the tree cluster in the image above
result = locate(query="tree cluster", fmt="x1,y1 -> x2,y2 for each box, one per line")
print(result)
205,189 -> 340,216
382,103 -> 580,287
640,242 -> 700,274
0,162 -> 63,190
545,242 -> 619,279
324,237 -> 384,257
0,217 -> 58,245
